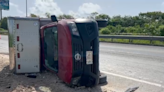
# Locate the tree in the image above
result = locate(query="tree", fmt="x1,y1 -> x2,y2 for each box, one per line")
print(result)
106,25 -> 116,34
95,14 -> 110,20
45,12 -> 51,18
91,12 -> 99,19
97,11 -> 164,36
124,26 -> 137,33
158,25 -> 164,36
87,12 -> 99,19
0,17 -> 8,30
143,23 -> 159,36
7,11 -> 163,36
58,14 -> 74,19
110,15 -> 123,26
115,25 -> 122,34
30,14 -> 38,17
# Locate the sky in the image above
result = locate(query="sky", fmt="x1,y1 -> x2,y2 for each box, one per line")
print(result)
2,0 -> 164,18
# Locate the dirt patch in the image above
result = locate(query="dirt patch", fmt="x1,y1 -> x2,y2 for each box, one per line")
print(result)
0,54 -> 115,92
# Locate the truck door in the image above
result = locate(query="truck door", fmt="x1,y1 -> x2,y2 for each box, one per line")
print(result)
42,26 -> 58,72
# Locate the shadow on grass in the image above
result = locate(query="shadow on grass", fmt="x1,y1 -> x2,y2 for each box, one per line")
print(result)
0,65 -> 105,92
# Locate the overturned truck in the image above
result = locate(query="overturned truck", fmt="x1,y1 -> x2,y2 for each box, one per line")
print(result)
7,15 -> 108,87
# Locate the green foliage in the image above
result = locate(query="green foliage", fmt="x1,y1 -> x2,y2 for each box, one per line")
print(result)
58,14 -> 74,19
91,12 -> 98,19
100,28 -> 110,34
159,25 -> 164,36
96,14 -> 110,20
45,12 -> 51,18
0,17 -> 8,30
96,11 -> 164,36
0,28 -> 7,35
107,25 -> 116,32
0,11 -> 164,36
30,14 -> 38,17
0,28 -> 7,32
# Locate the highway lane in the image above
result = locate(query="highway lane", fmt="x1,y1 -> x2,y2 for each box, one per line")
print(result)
100,43 -> 164,84
0,35 -> 8,41
0,35 -> 8,54
99,42 -> 164,92
1,35 -> 164,92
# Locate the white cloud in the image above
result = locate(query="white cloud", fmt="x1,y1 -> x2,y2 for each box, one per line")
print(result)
78,3 -> 101,14
68,10 -> 80,18
10,2 -> 25,16
29,1 -> 101,18
29,0 -> 63,17
69,3 -> 101,18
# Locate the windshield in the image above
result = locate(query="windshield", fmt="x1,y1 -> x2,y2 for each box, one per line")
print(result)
44,26 -> 58,72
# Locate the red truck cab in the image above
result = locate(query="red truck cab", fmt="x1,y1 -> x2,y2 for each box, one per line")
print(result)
40,16 -> 107,87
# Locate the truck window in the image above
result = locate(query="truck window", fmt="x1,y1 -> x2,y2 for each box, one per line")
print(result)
44,26 -> 58,72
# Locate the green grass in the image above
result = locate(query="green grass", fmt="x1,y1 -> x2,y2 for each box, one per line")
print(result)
153,40 -> 164,45
133,40 -> 150,45
99,38 -> 164,46
0,28 -> 7,32
0,32 -> 8,35
0,28 -> 8,35
113,39 -> 129,43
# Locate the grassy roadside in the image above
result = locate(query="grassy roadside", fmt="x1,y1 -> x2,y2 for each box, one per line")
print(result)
99,38 -> 164,46
0,28 -> 8,35
0,33 -> 8,35
1,27 -> 164,46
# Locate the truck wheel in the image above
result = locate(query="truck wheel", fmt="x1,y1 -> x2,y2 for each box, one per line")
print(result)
99,73 -> 107,84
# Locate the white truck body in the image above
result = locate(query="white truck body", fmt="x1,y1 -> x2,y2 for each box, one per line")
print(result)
7,17 -> 43,73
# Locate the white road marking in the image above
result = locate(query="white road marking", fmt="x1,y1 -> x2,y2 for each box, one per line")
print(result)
101,71 -> 163,88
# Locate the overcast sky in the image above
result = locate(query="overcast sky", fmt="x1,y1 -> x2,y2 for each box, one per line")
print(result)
2,0 -> 164,18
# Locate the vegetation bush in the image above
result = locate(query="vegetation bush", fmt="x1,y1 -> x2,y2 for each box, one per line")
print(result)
1,11 -> 164,36
100,28 -> 110,34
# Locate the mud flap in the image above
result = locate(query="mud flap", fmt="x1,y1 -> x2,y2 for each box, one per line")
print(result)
99,72 -> 107,84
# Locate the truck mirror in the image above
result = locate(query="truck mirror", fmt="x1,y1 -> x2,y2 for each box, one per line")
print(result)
96,19 -> 108,28
51,15 -> 58,22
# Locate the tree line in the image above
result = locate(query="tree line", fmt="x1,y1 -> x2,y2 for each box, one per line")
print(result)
0,11 -> 164,36
98,11 -> 164,36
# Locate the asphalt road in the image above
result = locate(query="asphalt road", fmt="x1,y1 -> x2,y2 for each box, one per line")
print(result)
0,35 -> 164,92
99,42 -> 164,92
0,35 -> 8,54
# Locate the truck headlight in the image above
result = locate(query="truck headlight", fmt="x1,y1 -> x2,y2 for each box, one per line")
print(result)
69,22 -> 80,36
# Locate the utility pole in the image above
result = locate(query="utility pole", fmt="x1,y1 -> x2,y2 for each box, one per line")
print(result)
0,9 -> 2,21
26,0 -> 27,17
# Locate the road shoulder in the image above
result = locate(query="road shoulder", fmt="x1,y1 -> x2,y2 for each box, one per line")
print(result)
0,54 -> 116,92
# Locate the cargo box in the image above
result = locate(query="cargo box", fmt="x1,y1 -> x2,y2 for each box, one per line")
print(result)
7,17 -> 41,73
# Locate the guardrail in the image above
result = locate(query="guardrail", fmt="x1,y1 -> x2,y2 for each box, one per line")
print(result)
0,31 -> 8,35
1,32 -> 164,45
99,35 -> 164,45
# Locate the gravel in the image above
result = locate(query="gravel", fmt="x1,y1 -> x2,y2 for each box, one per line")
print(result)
0,54 -> 114,92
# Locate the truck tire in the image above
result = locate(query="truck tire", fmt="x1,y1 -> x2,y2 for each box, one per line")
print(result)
99,73 -> 107,84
